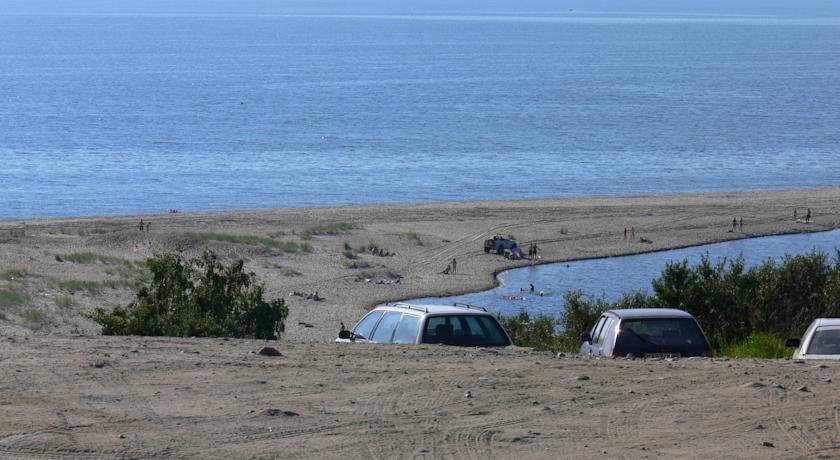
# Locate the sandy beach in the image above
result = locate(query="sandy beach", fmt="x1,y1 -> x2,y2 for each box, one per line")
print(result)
3,334 -> 840,459
1,187 -> 839,341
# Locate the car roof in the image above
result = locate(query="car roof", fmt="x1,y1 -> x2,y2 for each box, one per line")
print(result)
375,303 -> 491,316
606,308 -> 695,319
813,318 -> 840,327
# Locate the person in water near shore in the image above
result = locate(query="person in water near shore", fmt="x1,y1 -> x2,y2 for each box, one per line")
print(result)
529,283 -> 535,292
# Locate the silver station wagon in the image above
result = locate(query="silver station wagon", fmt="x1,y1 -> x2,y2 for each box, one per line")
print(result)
787,318 -> 840,360
581,308 -> 713,358
337,302 -> 513,347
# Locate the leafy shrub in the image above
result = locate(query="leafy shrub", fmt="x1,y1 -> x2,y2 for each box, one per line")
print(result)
498,310 -> 562,351
89,251 -> 288,339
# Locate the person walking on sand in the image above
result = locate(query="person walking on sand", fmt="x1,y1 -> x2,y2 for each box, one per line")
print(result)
806,208 -> 812,223
739,218 -> 743,231
732,218 -> 737,231
451,258 -> 457,274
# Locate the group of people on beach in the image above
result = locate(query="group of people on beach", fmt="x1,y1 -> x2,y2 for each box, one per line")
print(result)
138,219 -> 150,232
731,218 -> 744,232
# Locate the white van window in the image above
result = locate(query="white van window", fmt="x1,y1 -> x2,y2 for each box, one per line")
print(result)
595,318 -> 613,345
591,316 -> 607,341
392,314 -> 421,344
371,312 -> 402,343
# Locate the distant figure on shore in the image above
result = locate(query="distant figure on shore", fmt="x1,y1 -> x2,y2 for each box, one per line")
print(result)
146,221 -> 150,232
624,227 -> 627,240
739,218 -> 743,231
451,258 -> 457,274
794,208 -> 798,220
806,208 -> 812,222
631,226 -> 635,240
138,219 -> 144,231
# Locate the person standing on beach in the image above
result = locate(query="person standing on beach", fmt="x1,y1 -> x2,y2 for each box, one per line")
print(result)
739,218 -> 743,231
806,208 -> 812,222
146,221 -> 150,232
624,227 -> 627,240
732,218 -> 737,231
451,258 -> 457,274
630,226 -> 635,240
794,208 -> 797,220
138,219 -> 144,231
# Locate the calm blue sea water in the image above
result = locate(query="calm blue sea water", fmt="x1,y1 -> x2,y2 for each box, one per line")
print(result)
1,1 -> 839,218
411,229 -> 840,317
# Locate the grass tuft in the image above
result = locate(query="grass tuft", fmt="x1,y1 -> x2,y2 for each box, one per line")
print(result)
0,289 -> 29,308
718,332 -> 793,359
403,232 -> 424,246
0,269 -> 32,281
23,309 -> 51,330
55,295 -> 75,310
300,222 -> 355,239
59,252 -> 133,266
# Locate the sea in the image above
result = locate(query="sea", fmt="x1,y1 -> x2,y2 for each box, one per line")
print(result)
2,0 -> 839,219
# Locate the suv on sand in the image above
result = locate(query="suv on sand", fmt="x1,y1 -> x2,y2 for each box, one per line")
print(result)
787,318 -> 840,360
581,308 -> 713,358
337,303 -> 513,347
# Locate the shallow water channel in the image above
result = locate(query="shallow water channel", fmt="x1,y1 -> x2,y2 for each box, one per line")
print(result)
410,229 -> 840,317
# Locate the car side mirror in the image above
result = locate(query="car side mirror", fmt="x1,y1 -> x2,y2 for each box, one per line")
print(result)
338,330 -> 353,340
580,333 -> 591,343
785,338 -> 800,348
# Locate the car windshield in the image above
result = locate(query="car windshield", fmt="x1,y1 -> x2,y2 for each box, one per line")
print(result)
422,315 -> 510,347
615,318 -> 709,355
806,328 -> 840,355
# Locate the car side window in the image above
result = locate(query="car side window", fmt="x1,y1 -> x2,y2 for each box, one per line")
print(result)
392,314 -> 420,344
353,311 -> 384,339
371,312 -> 402,343
595,318 -> 613,345
591,317 -> 607,342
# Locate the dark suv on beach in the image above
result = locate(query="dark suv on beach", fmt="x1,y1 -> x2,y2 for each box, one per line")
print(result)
580,309 -> 713,358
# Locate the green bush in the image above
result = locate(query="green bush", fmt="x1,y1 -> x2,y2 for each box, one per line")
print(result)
719,332 -> 793,359
0,289 -> 29,308
89,251 -> 288,340
498,310 -> 562,351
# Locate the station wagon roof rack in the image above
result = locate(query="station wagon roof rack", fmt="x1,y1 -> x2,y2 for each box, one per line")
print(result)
388,302 -> 428,313
452,302 -> 487,312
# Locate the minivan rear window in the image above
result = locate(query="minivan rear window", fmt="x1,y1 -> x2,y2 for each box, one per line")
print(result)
422,315 -> 510,347
615,318 -> 709,356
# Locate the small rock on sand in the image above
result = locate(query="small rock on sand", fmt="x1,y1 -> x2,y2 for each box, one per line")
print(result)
576,375 -> 590,381
798,386 -> 809,392
262,409 -> 298,417
258,347 -> 281,357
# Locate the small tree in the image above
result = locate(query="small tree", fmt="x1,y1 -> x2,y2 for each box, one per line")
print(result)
90,251 -> 288,339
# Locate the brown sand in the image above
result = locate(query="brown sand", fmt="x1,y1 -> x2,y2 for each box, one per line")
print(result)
2,334 -> 839,459
2,188 -> 840,458
1,187 -> 838,340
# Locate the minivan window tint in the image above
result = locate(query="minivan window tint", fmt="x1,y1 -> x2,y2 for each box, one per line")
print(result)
807,328 -> 840,355
371,312 -> 402,343
392,314 -> 421,344
354,310 -> 384,340
614,318 -> 709,357
422,315 -> 510,347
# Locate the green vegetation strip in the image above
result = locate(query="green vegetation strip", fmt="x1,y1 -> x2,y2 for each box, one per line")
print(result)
59,252 -> 133,266
300,222 -> 354,239
183,232 -> 312,252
